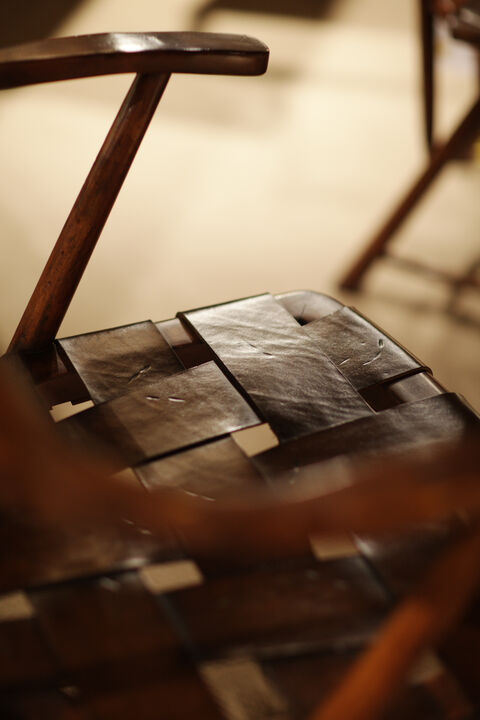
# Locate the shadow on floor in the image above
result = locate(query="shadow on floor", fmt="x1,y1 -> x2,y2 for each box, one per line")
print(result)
192,0 -> 337,28
0,0 -> 84,48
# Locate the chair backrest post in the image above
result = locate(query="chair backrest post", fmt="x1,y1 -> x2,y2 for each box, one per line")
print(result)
8,71 -> 171,354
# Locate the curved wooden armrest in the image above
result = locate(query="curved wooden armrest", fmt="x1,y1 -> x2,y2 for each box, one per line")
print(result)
0,31 -> 269,89
6,31 -> 270,353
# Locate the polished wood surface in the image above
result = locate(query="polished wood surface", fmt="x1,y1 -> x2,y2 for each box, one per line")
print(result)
0,31 -> 269,88
6,32 -> 268,353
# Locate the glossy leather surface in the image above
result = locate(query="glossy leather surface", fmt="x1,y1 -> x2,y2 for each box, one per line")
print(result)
60,361 -> 260,467
304,306 -> 425,389
179,294 -> 373,441
58,321 -> 182,404
253,393 -> 478,482
136,436 -> 264,497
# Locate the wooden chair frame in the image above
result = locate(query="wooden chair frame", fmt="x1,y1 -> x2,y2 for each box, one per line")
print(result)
1,32 -> 269,354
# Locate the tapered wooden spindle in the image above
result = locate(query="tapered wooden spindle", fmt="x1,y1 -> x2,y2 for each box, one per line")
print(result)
9,72 -> 170,353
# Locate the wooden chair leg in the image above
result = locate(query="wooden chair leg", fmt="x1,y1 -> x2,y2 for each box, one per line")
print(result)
8,72 -> 170,354
339,97 -> 480,291
420,0 -> 435,152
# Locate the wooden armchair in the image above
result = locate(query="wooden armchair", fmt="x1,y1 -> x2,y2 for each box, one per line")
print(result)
1,31 -> 480,720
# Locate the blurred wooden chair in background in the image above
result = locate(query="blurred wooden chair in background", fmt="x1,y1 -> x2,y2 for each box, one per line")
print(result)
340,0 -> 480,294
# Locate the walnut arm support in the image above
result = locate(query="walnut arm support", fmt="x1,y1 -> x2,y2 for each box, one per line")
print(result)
8,72 -> 170,354
6,33 -> 269,353
0,31 -> 269,88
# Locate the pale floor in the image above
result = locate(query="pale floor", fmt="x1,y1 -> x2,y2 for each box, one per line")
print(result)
1,0 -> 479,409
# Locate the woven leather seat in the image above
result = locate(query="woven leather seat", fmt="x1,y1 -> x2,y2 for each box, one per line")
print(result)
2,289 -> 479,719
